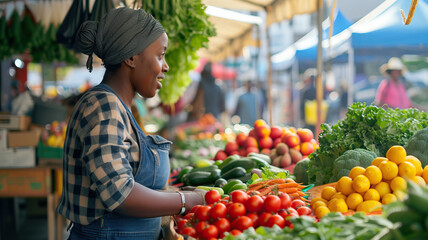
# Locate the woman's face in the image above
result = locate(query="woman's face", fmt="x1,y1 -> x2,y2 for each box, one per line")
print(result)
131,33 -> 169,98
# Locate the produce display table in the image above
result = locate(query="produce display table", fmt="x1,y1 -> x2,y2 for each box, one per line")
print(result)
0,166 -> 64,240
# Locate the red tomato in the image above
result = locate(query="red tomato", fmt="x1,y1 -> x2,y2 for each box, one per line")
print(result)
282,208 -> 299,227
266,214 -> 285,228
183,213 -> 194,220
195,206 -> 211,221
190,205 -> 201,213
177,219 -> 188,231
245,195 -> 264,213
210,203 -> 227,219
181,226 -> 196,237
205,190 -> 221,205
291,199 -> 306,209
214,218 -> 231,234
208,238 -> 218,240
202,225 -> 219,239
263,195 -> 281,213
219,232 -> 227,239
246,213 -> 259,228
230,190 -> 249,204
231,216 -> 253,232
257,212 -> 272,227
228,203 -> 246,219
229,229 -> 242,236
279,193 -> 292,209
195,221 -> 209,235
297,206 -> 313,216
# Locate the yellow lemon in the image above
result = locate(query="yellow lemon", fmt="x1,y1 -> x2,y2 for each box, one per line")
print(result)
311,197 -> 328,206
346,193 -> 363,210
413,176 -> 426,186
372,157 -> 388,167
315,206 -> 330,219
374,182 -> 391,198
336,176 -> 354,195
398,161 -> 417,179
356,200 -> 382,213
390,176 -> 407,191
327,198 -> 348,213
363,189 -> 380,201
405,155 -> 423,176
386,145 -> 407,164
364,166 -> 382,185
382,193 -> 397,205
349,166 -> 366,179
379,160 -> 398,180
352,175 -> 370,193
321,186 -> 337,201
312,201 -> 327,211
423,166 -> 428,184
393,190 -> 406,201
332,192 -> 347,201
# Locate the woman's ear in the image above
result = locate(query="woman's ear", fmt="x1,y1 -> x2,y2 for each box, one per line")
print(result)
124,56 -> 136,69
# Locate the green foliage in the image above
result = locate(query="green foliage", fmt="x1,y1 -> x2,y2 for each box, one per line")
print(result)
405,127 -> 428,167
140,0 -> 216,104
331,148 -> 376,182
308,103 -> 428,185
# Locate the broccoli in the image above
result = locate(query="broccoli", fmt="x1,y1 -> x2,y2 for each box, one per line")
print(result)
331,148 -> 377,182
405,127 -> 428,167
293,158 -> 310,185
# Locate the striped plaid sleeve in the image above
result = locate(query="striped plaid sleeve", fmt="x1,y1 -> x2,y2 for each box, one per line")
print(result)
78,92 -> 135,212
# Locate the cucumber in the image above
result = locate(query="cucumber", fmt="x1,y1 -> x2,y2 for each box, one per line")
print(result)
214,178 -> 228,188
248,152 -> 272,164
248,155 -> 270,169
222,179 -> 243,194
196,186 -> 225,196
209,169 -> 221,182
182,171 -> 212,186
236,172 -> 252,183
227,183 -> 248,194
220,159 -> 256,174
221,167 -> 246,180
219,154 -> 240,169
190,164 -> 218,173
177,166 -> 193,182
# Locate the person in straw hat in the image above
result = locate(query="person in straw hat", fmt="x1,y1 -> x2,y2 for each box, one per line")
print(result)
374,57 -> 413,109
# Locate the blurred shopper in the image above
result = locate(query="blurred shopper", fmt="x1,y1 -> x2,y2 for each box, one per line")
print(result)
234,80 -> 262,125
374,57 -> 412,109
57,7 -> 205,240
187,62 -> 226,121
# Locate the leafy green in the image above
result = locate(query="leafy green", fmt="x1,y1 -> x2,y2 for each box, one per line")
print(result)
224,213 -> 397,240
308,103 -> 428,185
140,0 -> 216,104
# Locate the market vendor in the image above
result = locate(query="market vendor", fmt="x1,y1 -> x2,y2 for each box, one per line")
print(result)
56,7 -> 205,239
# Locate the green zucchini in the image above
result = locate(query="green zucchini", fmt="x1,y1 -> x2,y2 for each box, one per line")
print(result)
220,159 -> 256,174
222,179 -> 243,194
220,167 -> 246,180
219,154 -> 240,169
209,169 -> 221,182
182,171 -> 212,186
227,183 -> 248,194
214,178 -> 228,188
177,166 -> 193,182
190,164 -> 218,173
236,172 -> 252,183
248,152 -> 272,164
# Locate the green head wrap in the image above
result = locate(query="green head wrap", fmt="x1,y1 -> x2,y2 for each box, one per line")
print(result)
75,7 -> 165,72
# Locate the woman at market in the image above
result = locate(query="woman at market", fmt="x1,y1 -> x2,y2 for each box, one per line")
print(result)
56,7 -> 205,239
374,57 -> 413,109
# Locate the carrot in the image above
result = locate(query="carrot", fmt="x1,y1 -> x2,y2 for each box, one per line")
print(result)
285,178 -> 296,183
297,191 -> 306,197
276,182 -> 299,189
248,179 -> 286,190
248,184 -> 265,191
278,188 -> 298,194
258,186 -> 274,196
288,192 -> 300,199
300,197 -> 310,203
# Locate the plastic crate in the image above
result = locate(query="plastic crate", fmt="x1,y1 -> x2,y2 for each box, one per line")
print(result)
37,141 -> 63,160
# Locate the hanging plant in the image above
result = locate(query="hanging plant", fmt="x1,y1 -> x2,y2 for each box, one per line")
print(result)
134,0 -> 216,105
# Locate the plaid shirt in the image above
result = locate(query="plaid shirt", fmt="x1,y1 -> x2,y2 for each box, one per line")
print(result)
56,88 -> 140,225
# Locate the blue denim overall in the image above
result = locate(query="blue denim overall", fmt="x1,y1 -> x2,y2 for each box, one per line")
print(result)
69,84 -> 172,240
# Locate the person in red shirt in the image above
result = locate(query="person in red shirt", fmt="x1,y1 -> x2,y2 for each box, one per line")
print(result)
374,57 -> 413,109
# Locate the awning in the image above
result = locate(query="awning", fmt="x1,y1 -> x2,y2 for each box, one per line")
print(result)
201,0 -> 318,61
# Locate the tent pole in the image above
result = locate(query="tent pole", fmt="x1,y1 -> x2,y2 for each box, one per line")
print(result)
315,0 -> 324,140
265,19 -> 273,126
347,47 -> 354,106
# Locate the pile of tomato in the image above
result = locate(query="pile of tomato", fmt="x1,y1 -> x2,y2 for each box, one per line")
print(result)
175,190 -> 315,239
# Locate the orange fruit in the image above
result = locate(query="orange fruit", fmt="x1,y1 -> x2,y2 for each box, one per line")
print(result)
379,160 -> 398,180
386,145 -> 406,165
405,155 -> 423,176
398,161 -> 416,179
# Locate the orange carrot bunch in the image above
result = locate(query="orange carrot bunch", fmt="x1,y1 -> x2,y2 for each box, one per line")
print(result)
247,178 -> 308,203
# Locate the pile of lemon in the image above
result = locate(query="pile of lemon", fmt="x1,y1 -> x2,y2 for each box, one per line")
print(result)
311,145 -> 428,219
